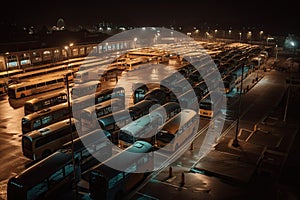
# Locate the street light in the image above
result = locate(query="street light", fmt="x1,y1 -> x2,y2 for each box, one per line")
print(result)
247,31 -> 252,45
259,30 -> 264,42
232,63 -> 245,147
239,32 -> 242,43
228,29 -> 232,39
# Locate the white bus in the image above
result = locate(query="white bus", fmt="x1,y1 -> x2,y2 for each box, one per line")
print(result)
21,102 -> 71,134
156,109 -> 199,152
8,73 -> 73,99
22,118 -> 78,160
118,102 -> 181,148
24,91 -> 68,115
80,98 -> 125,133
71,80 -> 101,99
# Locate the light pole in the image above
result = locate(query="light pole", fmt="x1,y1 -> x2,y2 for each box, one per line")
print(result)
283,60 -> 292,123
65,73 -> 78,195
247,31 -> 252,45
259,30 -> 263,43
239,32 -> 242,43
275,44 -> 278,60
232,64 -> 244,147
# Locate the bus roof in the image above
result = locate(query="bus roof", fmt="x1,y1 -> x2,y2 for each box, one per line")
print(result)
23,118 -> 76,140
98,109 -> 133,127
22,102 -> 69,120
89,141 -> 152,178
9,151 -> 73,189
82,98 -> 121,113
8,75 -> 66,89
161,109 -> 196,135
24,90 -> 67,105
62,129 -> 111,152
128,99 -> 156,113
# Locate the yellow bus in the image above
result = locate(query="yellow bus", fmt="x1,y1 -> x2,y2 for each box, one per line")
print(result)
22,102 -> 71,134
22,118 -> 78,160
156,109 -> 199,152
71,80 -> 101,99
8,73 -> 73,99
80,98 -> 125,133
24,91 -> 68,115
199,92 -> 224,118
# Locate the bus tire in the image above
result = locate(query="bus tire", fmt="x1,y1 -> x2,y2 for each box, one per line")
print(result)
42,150 -> 51,158
21,94 -> 25,98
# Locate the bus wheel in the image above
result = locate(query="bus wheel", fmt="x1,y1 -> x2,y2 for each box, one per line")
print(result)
42,150 -> 51,158
21,94 -> 25,98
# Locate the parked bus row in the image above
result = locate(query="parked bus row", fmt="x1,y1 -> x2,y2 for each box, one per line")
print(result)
9,128 -> 113,200
118,102 -> 181,148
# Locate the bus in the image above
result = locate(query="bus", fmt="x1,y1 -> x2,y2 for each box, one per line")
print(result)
94,87 -> 125,105
80,98 -> 125,133
24,91 -> 68,115
22,118 -> 78,160
118,102 -> 181,148
7,150 -> 79,200
97,100 -> 169,144
88,140 -> 154,200
143,87 -> 169,105
174,88 -> 200,112
22,102 -> 71,134
61,128 -> 112,172
222,75 -> 235,94
193,81 -> 209,99
71,80 -> 101,99
8,74 -> 73,99
132,82 -> 149,104
118,112 -> 163,148
156,109 -> 199,152
75,65 -> 120,84
199,92 -> 224,118
72,86 -> 125,118
9,65 -> 71,84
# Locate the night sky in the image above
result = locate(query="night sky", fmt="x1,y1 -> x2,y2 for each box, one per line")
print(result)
1,0 -> 299,35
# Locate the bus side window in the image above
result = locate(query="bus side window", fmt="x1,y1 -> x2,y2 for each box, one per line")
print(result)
27,179 -> 48,200
33,119 -> 42,129
42,115 -> 53,125
64,163 -> 74,176
49,169 -> 64,184
109,172 -> 123,189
